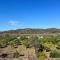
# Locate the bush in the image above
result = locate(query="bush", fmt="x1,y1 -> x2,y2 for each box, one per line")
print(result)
37,52 -> 47,58
43,42 -> 54,49
50,51 -> 60,58
57,42 -> 60,49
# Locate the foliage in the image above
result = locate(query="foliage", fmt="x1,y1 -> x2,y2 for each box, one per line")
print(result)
1,34 -> 60,58
20,35 -> 31,48
43,42 -> 54,49
37,51 -> 47,58
50,51 -> 60,58
9,38 -> 20,48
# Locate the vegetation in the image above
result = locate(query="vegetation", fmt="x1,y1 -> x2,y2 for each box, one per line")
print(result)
50,51 -> 60,58
37,51 -> 47,58
0,29 -> 60,59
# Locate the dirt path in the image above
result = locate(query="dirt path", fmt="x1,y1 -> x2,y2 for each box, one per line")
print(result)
0,45 -> 38,60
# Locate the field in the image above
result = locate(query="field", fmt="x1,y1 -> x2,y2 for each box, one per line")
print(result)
0,31 -> 60,60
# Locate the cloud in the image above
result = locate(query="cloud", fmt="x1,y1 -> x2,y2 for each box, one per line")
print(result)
8,20 -> 18,26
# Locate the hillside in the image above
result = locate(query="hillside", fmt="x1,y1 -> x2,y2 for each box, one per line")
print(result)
0,28 -> 60,36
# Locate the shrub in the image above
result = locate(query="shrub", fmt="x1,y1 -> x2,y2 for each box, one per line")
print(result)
57,42 -> 60,49
37,52 -> 47,58
50,51 -> 60,58
43,42 -> 54,49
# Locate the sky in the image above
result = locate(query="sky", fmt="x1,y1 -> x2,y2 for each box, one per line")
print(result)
0,0 -> 60,31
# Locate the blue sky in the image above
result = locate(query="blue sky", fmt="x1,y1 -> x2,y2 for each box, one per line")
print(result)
0,0 -> 60,31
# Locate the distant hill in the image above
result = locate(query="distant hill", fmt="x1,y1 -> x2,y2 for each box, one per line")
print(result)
0,28 -> 60,36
